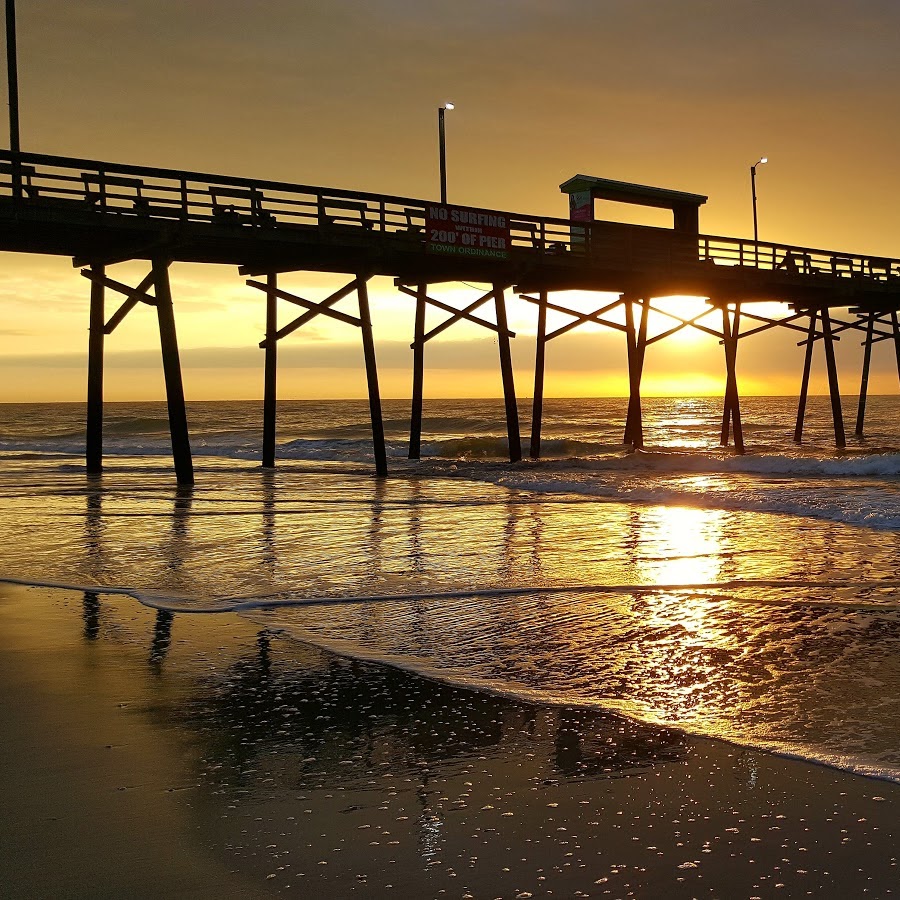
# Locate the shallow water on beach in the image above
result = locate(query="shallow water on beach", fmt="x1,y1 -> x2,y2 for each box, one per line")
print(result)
4,392 -> 900,783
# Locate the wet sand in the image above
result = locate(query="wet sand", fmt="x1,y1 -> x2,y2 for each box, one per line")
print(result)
2,583 -> 899,898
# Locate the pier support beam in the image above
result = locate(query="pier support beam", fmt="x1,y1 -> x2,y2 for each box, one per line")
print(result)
494,283 -> 522,462
892,311 -> 900,389
85,263 -> 105,474
408,283 -> 427,460
529,290 -> 548,459
399,281 -> 518,463
262,273 -> 278,468
248,274 -> 386,477
153,258 -> 195,485
357,276 -> 388,477
821,306 -> 846,449
80,261 -> 193,484
520,290 -> 632,456
855,311 -> 875,438
720,302 -> 745,454
623,296 -> 649,448
794,310 -> 817,443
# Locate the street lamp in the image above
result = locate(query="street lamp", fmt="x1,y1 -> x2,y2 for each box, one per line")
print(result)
438,102 -> 454,204
5,0 -> 18,155
5,0 -> 21,200
750,156 -> 767,264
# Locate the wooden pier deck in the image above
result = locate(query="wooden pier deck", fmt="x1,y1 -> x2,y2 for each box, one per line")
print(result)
1,150 -> 898,301
2,149 -> 899,481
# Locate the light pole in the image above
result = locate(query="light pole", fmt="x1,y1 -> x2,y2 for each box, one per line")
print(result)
5,0 -> 20,200
438,102 -> 454,203
5,0 -> 18,154
750,156 -> 767,265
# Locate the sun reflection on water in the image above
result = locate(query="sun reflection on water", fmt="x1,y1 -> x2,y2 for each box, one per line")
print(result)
620,505 -> 745,722
7,460 -> 900,778
636,505 -> 725,587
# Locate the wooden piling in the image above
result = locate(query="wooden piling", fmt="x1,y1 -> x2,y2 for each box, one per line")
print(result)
152,257 -> 194,485
636,298 -> 649,446
357,276 -> 388,476
624,297 -> 648,448
624,297 -> 637,446
85,263 -> 105,474
821,306 -> 846,448
891,310 -> 900,387
855,311 -> 875,437
494,283 -> 521,463
720,303 -> 744,454
262,273 -> 278,468
720,397 -> 731,446
529,290 -> 548,459
720,303 -> 733,447
794,310 -> 817,444
408,283 -> 426,460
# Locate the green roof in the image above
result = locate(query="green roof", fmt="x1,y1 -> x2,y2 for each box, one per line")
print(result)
560,174 -> 707,209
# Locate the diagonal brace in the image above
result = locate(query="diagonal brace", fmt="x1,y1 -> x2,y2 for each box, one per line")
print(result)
255,277 -> 361,348
80,268 -> 157,334
397,284 -> 512,343
796,313 -> 868,346
419,288 -> 510,345
648,305 -> 718,346
644,301 -> 722,341
737,310 -> 810,340
518,294 -> 625,341
247,279 -> 362,331
858,311 -> 899,343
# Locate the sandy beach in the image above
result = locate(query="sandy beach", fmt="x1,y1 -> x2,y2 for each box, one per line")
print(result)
3,581 -> 898,898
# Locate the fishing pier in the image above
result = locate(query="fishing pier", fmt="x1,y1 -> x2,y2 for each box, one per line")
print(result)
1,149 -> 899,483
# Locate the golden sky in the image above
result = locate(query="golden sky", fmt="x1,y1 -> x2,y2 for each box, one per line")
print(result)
2,0 -> 900,401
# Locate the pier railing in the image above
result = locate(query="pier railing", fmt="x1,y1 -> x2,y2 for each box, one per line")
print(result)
0,149 -> 578,252
699,234 -> 900,281
0,150 -> 898,284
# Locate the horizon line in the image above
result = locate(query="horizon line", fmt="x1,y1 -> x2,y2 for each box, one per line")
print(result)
0,393 -> 886,405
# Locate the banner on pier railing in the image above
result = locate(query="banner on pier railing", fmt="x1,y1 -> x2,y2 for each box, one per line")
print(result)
426,203 -> 510,260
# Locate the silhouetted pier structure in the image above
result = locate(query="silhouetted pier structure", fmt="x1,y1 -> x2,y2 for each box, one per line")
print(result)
2,149 -> 900,483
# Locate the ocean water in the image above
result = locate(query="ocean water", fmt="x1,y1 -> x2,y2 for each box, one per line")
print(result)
4,395 -> 900,783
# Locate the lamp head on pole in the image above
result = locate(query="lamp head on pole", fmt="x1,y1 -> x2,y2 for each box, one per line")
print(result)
442,101 -> 455,111
750,156 -> 767,248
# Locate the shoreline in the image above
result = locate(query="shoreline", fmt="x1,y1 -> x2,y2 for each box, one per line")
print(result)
3,582 -> 900,897
6,570 -> 900,786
